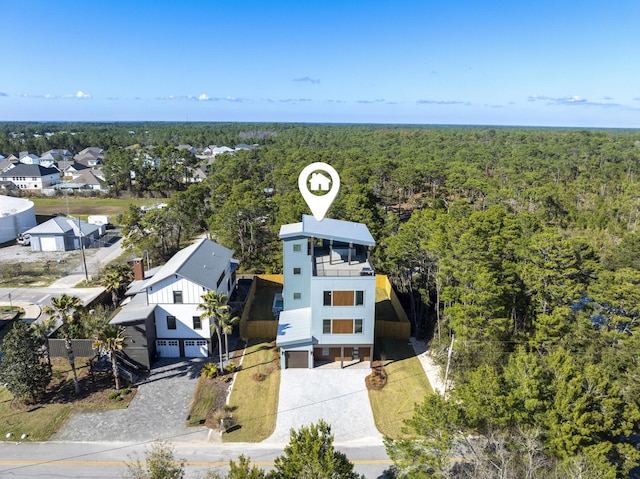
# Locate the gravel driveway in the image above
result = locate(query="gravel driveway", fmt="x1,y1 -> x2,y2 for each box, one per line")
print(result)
53,358 -> 208,443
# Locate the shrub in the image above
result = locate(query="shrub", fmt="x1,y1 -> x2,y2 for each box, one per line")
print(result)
201,363 -> 219,378
108,391 -> 121,400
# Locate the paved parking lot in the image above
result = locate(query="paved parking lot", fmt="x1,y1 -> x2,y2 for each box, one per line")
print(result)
266,368 -> 383,445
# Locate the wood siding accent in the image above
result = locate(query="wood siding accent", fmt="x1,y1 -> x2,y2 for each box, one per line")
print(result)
332,290 -> 354,306
332,319 -> 354,334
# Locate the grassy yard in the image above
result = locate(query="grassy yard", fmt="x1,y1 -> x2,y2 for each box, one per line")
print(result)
224,339 -> 280,442
31,197 -> 149,223
0,259 -> 76,287
368,338 -> 433,438
0,357 -> 136,442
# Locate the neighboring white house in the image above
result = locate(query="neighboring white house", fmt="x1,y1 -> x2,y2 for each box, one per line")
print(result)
0,195 -> 37,243
109,239 -> 238,367
276,215 -> 376,368
0,164 -> 61,191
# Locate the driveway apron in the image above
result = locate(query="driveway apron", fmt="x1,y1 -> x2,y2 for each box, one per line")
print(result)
266,368 -> 383,445
54,358 -> 207,443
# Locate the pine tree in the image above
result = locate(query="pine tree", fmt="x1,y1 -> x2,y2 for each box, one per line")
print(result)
0,321 -> 52,403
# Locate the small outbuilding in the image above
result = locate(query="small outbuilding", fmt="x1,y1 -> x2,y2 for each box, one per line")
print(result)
24,216 -> 102,252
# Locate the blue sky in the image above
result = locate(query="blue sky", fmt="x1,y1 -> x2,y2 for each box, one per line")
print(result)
2,0 -> 640,127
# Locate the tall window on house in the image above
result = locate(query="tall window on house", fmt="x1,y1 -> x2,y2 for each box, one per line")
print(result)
323,291 -> 332,306
355,290 -> 364,305
354,319 -> 363,333
167,316 -> 177,330
217,272 -> 226,288
192,316 -> 202,330
323,319 -> 331,334
173,291 -> 183,304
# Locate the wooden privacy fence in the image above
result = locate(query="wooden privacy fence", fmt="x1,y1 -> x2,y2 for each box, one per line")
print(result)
48,339 -> 96,358
240,274 -> 281,339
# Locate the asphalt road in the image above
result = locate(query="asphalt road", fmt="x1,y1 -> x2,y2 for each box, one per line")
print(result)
0,441 -> 391,478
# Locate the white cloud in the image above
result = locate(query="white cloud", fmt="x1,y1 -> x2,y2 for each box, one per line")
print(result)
198,93 -> 211,101
416,99 -> 470,106
528,95 -> 619,107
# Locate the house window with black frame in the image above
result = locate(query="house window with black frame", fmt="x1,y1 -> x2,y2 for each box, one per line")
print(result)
192,316 -> 202,330
355,290 -> 364,305
167,316 -> 177,330
293,267 -> 301,275
293,243 -> 302,252
323,291 -> 332,306
323,319 -> 331,334
354,319 -> 363,333
293,292 -> 301,300
173,291 -> 183,304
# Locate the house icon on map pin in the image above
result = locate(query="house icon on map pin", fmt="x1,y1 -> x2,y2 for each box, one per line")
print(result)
309,172 -> 331,191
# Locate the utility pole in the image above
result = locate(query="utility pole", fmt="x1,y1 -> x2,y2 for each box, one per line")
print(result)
76,216 -> 89,282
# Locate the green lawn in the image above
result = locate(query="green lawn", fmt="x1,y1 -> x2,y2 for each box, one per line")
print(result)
224,339 -> 280,442
187,376 -> 219,427
368,338 -> 434,438
0,358 -> 134,442
31,197 -> 149,223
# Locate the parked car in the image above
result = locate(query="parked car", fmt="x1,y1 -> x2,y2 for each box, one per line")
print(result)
16,233 -> 30,246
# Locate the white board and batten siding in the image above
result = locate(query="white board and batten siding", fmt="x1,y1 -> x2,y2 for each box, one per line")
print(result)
147,276 -> 206,305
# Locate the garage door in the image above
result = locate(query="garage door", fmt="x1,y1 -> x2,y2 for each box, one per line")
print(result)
156,339 -> 180,357
285,351 -> 308,369
184,340 -> 208,358
40,236 -> 58,251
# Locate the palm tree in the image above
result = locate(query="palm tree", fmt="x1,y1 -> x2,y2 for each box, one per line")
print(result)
30,316 -> 57,367
198,290 -> 228,372
93,326 -> 128,390
219,310 -> 240,362
102,264 -> 133,307
43,294 -> 82,395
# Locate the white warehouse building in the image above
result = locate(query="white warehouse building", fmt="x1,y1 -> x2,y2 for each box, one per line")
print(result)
0,195 -> 37,243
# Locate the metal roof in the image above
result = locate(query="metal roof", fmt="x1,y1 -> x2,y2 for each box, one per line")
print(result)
145,238 -> 235,291
279,215 -> 375,246
25,216 -> 101,236
276,307 -> 312,347
109,293 -> 156,325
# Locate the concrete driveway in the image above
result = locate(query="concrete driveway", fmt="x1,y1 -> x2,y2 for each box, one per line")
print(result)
265,368 -> 383,445
53,358 -> 208,443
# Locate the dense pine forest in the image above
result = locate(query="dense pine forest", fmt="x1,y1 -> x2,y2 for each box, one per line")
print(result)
2,122 -> 640,476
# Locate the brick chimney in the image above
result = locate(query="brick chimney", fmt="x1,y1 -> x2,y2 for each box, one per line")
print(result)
133,258 -> 145,281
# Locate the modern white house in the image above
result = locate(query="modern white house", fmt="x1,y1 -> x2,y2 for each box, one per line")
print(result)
110,238 -> 238,368
276,214 -> 376,368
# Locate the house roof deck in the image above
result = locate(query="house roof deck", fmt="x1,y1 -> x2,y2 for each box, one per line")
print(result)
313,249 -> 374,277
